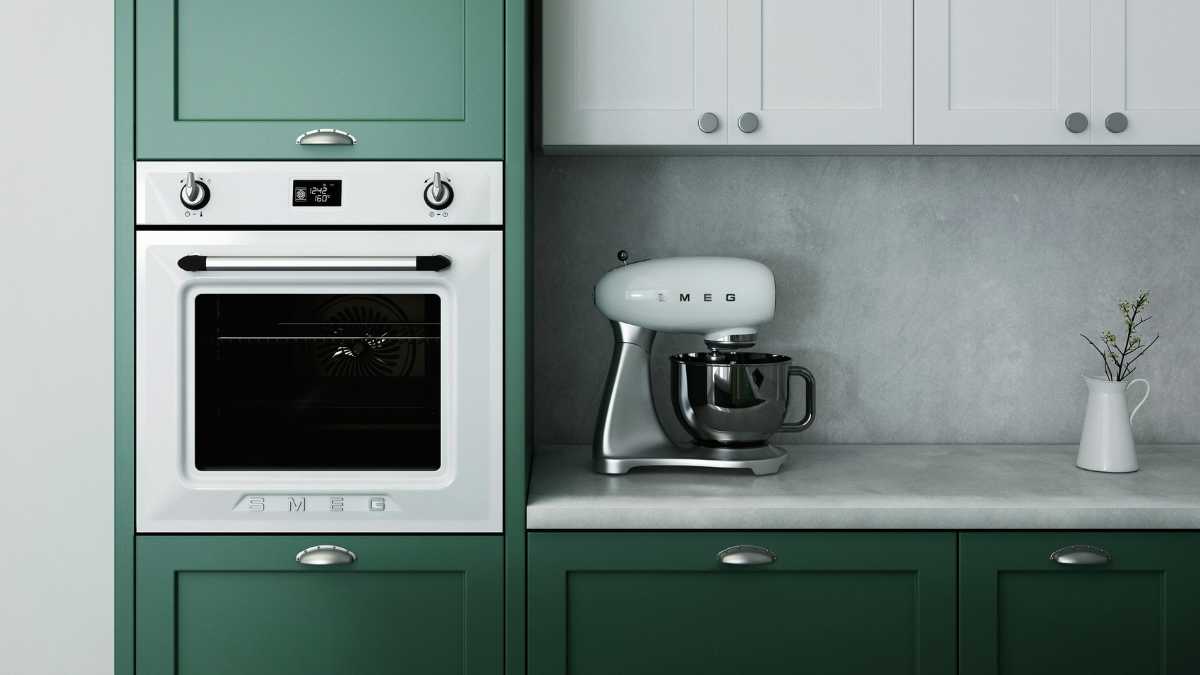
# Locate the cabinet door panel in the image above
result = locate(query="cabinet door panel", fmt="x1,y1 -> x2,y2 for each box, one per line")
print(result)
542,0 -> 727,145
137,536 -> 502,675
915,0 -> 1091,144
729,0 -> 913,144
529,532 -> 955,675
1093,0 -> 1200,144
959,532 -> 1200,675
136,0 -> 503,159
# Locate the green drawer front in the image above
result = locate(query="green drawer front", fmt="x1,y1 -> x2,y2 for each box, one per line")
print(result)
137,535 -> 502,675
960,532 -> 1200,675
529,532 -> 956,675
136,0 -> 503,159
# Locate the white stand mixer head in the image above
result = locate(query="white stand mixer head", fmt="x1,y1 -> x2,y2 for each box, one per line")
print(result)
594,256 -> 776,348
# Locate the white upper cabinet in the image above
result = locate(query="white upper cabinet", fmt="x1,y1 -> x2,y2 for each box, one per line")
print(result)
542,0 -> 911,146
545,0 -> 1200,147
1093,0 -> 1200,144
915,0 -> 1092,144
541,0 -> 728,145
728,0 -> 913,145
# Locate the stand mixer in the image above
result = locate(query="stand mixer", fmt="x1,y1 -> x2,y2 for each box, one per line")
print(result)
593,253 -> 815,475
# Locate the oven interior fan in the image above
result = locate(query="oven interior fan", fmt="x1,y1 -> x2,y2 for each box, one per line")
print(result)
312,297 -> 418,377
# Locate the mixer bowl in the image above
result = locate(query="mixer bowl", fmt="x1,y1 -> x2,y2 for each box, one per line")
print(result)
670,352 -> 814,445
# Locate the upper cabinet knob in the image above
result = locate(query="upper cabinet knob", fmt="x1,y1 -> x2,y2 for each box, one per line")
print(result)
737,112 -> 760,134
423,171 -> 454,210
697,112 -> 720,134
179,172 -> 211,210
1105,112 -> 1129,134
1064,112 -> 1089,134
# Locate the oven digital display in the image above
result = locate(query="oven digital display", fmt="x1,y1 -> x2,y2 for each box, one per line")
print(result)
292,179 -> 342,207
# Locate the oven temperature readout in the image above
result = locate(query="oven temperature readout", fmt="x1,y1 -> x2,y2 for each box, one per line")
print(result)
292,179 -> 342,207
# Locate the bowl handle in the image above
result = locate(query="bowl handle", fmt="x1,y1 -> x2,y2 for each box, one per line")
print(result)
779,366 -> 815,432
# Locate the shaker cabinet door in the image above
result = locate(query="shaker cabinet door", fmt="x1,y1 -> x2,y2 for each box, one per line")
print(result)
1092,0 -> 1200,145
541,0 -> 728,146
914,0 -> 1092,144
959,532 -> 1200,675
135,0 -> 503,159
136,536 -> 503,675
728,0 -> 913,145
529,532 -> 956,675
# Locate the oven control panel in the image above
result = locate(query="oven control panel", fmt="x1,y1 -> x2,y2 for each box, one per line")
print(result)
136,161 -> 503,226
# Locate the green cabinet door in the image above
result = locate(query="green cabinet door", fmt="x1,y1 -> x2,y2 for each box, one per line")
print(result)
135,0 -> 503,159
137,535 -> 502,675
529,532 -> 956,675
960,532 -> 1200,675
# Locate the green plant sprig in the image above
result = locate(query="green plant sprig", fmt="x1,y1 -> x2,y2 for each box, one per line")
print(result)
1080,290 -> 1160,382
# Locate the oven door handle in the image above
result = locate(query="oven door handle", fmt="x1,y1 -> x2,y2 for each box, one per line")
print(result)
177,255 -> 451,272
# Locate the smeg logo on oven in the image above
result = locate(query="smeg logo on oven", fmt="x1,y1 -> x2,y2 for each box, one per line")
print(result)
233,495 -> 392,513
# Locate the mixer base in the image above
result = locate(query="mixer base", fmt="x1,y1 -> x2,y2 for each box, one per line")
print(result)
594,443 -> 788,476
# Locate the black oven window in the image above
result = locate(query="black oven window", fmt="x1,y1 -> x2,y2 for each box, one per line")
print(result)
193,294 -> 440,471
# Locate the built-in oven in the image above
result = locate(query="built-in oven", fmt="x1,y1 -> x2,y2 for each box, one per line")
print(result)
135,162 -> 502,532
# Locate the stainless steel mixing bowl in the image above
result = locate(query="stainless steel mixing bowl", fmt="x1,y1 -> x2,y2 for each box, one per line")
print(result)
670,351 -> 815,445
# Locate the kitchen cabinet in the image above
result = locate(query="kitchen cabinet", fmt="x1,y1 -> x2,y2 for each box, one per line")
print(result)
1092,0 -> 1200,144
916,0 -> 1200,145
542,0 -> 728,146
542,0 -> 912,146
959,532 -> 1200,675
914,0 -> 1093,145
136,535 -> 502,675
528,532 -> 956,675
135,0 -> 503,159
727,0 -> 913,145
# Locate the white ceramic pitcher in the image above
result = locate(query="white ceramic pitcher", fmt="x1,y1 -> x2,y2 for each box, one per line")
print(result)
1077,375 -> 1150,473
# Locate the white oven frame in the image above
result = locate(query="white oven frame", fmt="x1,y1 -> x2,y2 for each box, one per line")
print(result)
135,229 -> 502,532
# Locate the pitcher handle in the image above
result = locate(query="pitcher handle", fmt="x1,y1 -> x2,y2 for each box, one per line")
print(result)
1125,378 -> 1150,424
780,366 -> 816,432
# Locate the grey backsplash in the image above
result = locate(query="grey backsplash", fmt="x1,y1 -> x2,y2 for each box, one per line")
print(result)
532,154 -> 1200,446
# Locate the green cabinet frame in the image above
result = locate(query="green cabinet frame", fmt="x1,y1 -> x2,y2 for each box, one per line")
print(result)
959,532 -> 1200,675
135,0 -> 504,159
137,535 -> 502,675
529,532 -> 956,675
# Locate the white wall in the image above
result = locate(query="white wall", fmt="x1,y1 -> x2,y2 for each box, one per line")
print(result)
0,2 -> 114,673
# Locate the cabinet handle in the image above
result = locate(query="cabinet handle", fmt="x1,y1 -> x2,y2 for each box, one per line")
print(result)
1049,544 -> 1111,566
296,128 -> 357,145
1105,112 -> 1129,134
296,545 -> 357,566
697,112 -> 720,134
718,545 -> 776,566
1064,112 -> 1089,134
737,112 -> 760,134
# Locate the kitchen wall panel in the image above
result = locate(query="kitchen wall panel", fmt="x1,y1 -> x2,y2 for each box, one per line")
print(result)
533,155 -> 1200,445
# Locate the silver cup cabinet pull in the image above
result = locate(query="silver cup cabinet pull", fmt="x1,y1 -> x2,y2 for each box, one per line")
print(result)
737,112 -> 760,134
1064,112 -> 1089,134
296,128 -> 357,145
1105,112 -> 1129,134
296,545 -> 357,566
1050,544 -> 1112,566
718,545 -> 777,566
177,255 -> 451,272
697,112 -> 720,134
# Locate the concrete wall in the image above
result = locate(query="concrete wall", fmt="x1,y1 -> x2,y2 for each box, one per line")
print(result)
533,154 -> 1200,446
0,2 -> 114,673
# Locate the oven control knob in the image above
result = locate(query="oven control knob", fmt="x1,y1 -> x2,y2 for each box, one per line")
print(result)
423,171 -> 454,210
179,172 -> 211,211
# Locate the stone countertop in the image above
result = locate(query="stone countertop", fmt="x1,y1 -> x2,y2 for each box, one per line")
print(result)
526,444 -> 1200,530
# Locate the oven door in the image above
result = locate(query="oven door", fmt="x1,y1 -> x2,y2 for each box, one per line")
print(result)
136,230 -> 501,532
